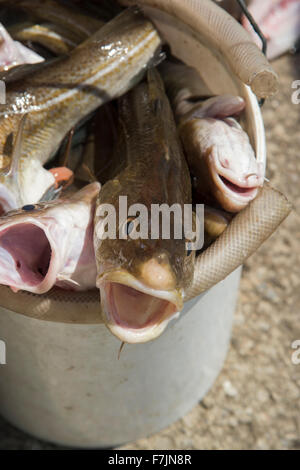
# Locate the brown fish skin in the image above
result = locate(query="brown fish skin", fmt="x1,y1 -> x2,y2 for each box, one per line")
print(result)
0,8 -> 162,211
202,205 -> 232,249
159,60 -> 213,118
5,0 -> 103,41
9,22 -> 82,56
94,68 -> 194,344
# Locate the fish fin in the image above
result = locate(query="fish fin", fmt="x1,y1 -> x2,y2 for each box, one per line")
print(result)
39,183 -> 61,202
76,133 -> 97,183
148,50 -> 166,70
40,167 -> 74,202
59,127 -> 75,167
0,114 -> 27,206
6,114 -> 27,179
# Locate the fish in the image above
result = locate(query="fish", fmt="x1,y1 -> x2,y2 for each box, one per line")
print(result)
0,182 -> 100,294
242,0 -> 300,60
202,205 -> 232,249
161,61 -> 264,213
0,22 -> 44,71
6,0 -> 104,41
159,60 -> 214,119
9,22 -> 81,56
94,68 -> 195,344
0,7 -> 162,213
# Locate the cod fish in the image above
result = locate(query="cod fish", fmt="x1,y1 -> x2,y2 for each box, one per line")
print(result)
203,205 -> 232,249
5,0 -> 103,41
0,8 -> 162,213
9,22 -> 81,56
0,22 -> 43,71
0,182 -> 99,294
8,0 -> 105,56
94,69 -> 194,344
161,62 -> 264,213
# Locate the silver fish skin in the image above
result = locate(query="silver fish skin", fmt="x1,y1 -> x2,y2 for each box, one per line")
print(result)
0,8 -> 162,212
0,182 -> 100,294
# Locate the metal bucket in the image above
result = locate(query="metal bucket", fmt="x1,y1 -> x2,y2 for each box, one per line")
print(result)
0,8 -> 266,448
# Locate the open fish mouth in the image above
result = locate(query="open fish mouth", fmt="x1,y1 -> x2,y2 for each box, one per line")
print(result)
97,271 -> 183,343
212,165 -> 262,211
0,221 -> 58,293
218,174 -> 259,199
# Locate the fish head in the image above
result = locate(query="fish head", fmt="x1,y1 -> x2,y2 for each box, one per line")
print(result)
183,117 -> 264,213
94,182 -> 196,343
0,182 -> 100,293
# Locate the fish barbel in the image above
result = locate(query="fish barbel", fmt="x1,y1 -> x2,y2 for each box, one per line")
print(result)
161,61 -> 264,213
0,182 -> 99,294
94,68 -> 194,344
0,7 -> 162,212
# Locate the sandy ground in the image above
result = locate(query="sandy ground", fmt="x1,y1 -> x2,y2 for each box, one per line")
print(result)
0,53 -> 299,450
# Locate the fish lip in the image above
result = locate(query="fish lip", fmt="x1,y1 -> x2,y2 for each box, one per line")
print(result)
212,163 -> 262,209
97,271 -> 183,344
0,217 -> 60,294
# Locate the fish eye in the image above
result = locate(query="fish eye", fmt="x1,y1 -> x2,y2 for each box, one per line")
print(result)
22,204 -> 36,211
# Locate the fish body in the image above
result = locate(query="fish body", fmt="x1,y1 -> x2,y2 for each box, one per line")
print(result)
0,8 -> 162,212
160,61 -> 212,118
203,205 -> 232,249
161,62 -> 264,212
0,182 -> 100,294
94,69 -> 194,344
9,0 -> 103,41
9,22 -> 81,56
181,115 -> 264,212
243,0 -> 300,60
